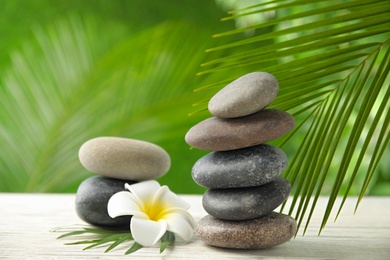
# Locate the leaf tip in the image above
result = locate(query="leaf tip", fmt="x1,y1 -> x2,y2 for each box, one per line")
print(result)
125,242 -> 143,255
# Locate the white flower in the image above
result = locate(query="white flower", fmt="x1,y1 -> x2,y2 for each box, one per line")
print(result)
107,180 -> 195,247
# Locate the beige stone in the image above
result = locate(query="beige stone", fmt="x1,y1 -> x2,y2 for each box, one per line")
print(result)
209,72 -> 279,118
79,136 -> 170,180
196,212 -> 297,249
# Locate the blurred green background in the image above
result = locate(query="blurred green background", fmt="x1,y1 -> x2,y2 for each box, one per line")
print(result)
0,0 -> 389,195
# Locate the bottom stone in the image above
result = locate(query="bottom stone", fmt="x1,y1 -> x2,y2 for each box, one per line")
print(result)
196,212 -> 297,249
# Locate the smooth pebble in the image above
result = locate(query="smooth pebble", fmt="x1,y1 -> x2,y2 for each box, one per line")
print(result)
196,213 -> 297,249
202,177 -> 291,220
79,136 -> 171,180
209,72 -> 279,118
185,109 -> 294,151
75,176 -> 135,228
192,144 -> 287,189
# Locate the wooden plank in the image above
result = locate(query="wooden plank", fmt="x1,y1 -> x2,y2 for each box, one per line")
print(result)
0,194 -> 389,259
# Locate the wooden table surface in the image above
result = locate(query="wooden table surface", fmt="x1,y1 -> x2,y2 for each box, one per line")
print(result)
0,193 -> 389,259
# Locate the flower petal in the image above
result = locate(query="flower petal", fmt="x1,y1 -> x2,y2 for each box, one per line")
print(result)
125,181 -> 161,211
153,186 -> 190,210
163,208 -> 195,241
107,191 -> 145,218
130,216 -> 167,246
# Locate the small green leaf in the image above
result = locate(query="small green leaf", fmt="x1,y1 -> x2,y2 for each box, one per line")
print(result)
105,234 -> 133,253
125,242 -> 143,255
65,239 -> 101,245
55,226 -> 136,253
160,231 -> 175,254
56,230 -> 90,239
82,234 -> 126,250
55,226 -> 126,239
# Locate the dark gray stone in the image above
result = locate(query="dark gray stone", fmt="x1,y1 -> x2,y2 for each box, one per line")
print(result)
196,213 -> 297,249
208,72 -> 279,118
75,176 -> 136,228
185,109 -> 295,151
202,177 -> 290,220
192,144 -> 287,189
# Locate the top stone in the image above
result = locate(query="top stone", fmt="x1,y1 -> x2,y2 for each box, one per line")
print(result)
208,72 -> 279,118
79,137 -> 171,180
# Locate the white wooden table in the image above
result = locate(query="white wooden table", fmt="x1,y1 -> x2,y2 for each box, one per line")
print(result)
0,194 -> 389,259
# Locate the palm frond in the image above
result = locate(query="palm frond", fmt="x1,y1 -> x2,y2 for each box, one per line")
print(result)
198,0 -> 390,234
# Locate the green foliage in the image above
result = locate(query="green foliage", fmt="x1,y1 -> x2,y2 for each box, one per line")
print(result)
198,0 -> 390,234
159,231 -> 176,253
0,1 -> 242,193
53,226 -> 175,254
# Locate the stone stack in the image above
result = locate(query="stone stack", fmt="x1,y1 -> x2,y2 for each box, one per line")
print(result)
185,72 -> 297,249
75,136 -> 170,228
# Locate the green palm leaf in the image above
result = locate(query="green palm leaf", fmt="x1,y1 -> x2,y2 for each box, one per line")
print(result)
198,0 -> 390,234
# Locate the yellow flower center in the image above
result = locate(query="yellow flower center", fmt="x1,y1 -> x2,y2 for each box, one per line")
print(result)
144,203 -> 167,221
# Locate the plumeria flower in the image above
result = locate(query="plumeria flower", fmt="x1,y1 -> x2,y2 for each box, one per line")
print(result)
107,180 -> 195,247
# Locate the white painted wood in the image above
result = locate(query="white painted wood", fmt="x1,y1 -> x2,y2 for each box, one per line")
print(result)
0,194 -> 389,259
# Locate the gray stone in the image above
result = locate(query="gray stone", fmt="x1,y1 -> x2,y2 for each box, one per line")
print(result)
202,177 -> 290,220
79,136 -> 171,180
185,109 -> 295,151
209,72 -> 279,118
196,213 -> 297,249
192,144 -> 287,189
75,176 -> 136,228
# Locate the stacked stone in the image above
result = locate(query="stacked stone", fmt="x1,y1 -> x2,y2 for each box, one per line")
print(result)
75,136 -> 170,228
185,72 -> 297,249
